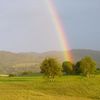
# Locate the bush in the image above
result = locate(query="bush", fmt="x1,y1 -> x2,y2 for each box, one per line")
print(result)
21,71 -> 33,76
95,68 -> 100,75
9,74 -> 16,77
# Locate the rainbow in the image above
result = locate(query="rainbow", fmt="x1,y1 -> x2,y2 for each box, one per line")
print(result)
45,0 -> 73,62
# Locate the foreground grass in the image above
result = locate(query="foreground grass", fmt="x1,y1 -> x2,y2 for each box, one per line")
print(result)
0,75 -> 100,100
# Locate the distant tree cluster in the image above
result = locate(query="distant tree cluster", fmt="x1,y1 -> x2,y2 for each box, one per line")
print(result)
40,56 -> 96,79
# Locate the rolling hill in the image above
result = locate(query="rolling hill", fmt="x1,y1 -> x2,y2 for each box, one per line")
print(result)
0,49 -> 100,74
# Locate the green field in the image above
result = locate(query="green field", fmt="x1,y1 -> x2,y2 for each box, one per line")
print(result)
0,75 -> 100,100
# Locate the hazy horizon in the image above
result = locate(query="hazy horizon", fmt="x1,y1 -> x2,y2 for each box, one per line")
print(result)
0,48 -> 100,54
0,0 -> 100,52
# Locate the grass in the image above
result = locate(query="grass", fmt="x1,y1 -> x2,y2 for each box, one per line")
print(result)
0,75 -> 100,100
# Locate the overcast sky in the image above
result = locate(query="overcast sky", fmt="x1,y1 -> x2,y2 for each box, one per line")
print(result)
0,0 -> 100,52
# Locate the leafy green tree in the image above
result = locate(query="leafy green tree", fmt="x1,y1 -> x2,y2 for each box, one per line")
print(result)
62,61 -> 74,75
40,58 -> 62,79
74,61 -> 81,74
79,56 -> 96,77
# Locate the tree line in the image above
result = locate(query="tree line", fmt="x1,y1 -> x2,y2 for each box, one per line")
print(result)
40,56 -> 97,79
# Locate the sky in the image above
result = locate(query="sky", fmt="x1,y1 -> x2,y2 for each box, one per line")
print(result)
0,0 -> 100,52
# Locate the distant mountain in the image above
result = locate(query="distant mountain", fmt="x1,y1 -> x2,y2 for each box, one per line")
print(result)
0,49 -> 100,74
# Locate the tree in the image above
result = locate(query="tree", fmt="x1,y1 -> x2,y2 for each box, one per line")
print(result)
79,56 -> 96,77
40,58 -> 62,79
62,61 -> 74,75
74,61 -> 81,74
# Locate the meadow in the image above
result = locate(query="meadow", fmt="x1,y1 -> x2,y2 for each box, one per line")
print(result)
0,75 -> 100,100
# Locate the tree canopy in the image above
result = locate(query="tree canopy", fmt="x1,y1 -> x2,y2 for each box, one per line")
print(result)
40,58 -> 62,79
78,56 -> 96,77
62,61 -> 74,75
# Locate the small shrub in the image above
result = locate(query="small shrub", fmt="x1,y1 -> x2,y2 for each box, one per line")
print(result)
9,74 -> 16,77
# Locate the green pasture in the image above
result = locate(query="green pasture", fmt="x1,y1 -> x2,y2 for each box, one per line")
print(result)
0,75 -> 100,100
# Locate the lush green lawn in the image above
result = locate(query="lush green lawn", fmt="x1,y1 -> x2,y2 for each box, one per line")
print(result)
0,75 -> 100,100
